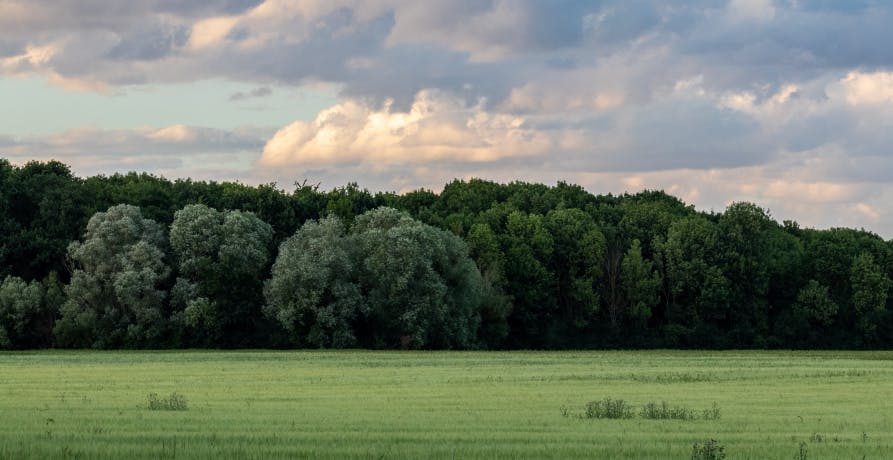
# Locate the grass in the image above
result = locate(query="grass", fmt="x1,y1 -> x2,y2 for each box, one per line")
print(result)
0,350 -> 891,459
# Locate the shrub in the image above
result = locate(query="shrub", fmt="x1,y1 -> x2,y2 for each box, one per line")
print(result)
691,439 -> 725,460
702,401 -> 721,420
640,401 -> 696,420
147,392 -> 188,411
584,398 -> 634,419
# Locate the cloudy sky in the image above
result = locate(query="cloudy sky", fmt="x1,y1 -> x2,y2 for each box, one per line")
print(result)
2,1 -> 893,236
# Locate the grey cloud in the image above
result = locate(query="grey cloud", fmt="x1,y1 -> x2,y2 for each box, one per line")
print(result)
612,101 -> 769,171
5,0 -> 893,106
154,0 -> 264,16
229,86 -> 272,101
0,125 -> 264,159
107,22 -> 190,61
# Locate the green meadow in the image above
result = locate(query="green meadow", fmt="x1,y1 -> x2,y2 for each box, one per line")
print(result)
0,350 -> 891,459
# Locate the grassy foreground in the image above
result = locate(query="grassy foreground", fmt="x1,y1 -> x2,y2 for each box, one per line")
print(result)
0,350 -> 891,459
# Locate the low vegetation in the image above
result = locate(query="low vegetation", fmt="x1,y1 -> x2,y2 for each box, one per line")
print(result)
146,392 -> 188,411
0,350 -> 890,459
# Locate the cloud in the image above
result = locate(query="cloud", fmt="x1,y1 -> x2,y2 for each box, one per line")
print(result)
5,0 -> 893,236
835,71 -> 893,106
259,90 -> 555,167
229,86 -> 272,100
0,124 -> 265,177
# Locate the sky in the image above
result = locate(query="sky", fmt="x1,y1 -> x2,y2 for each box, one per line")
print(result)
2,0 -> 893,237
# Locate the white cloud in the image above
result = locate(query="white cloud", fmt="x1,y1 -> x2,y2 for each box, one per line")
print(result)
834,71 -> 893,106
259,90 -> 556,167
187,16 -> 238,51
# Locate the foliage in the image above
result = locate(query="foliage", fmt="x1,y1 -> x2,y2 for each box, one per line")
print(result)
263,215 -> 363,348
265,208 -> 486,349
3,158 -> 893,350
794,280 -> 838,326
169,204 -> 274,347
584,398 -> 634,419
621,239 -> 662,326
54,205 -> 169,348
691,439 -> 726,460
850,252 -> 891,340
146,392 -> 188,411
0,274 -> 61,349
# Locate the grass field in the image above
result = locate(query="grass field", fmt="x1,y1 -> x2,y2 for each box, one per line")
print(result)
0,350 -> 891,459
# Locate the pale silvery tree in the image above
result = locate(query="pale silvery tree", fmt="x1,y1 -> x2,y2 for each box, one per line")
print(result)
55,205 -> 169,348
170,204 -> 273,346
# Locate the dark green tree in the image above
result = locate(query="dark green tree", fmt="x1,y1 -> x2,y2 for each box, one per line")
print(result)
620,239 -> 662,326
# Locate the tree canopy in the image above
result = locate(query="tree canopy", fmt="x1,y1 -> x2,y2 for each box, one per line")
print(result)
2,158 -> 892,349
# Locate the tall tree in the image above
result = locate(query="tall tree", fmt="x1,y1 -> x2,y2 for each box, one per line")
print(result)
54,205 -> 169,348
544,208 -> 605,329
169,204 -> 274,347
850,252 -> 891,342
263,215 -> 363,347
620,239 -> 661,326
265,208 -> 485,349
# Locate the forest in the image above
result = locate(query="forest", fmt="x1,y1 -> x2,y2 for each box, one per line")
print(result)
1,158 -> 891,350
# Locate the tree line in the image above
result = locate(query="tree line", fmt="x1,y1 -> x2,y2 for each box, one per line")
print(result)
1,159 -> 891,349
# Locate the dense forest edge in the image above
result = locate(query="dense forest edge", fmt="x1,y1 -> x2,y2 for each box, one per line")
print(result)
1,158 -> 891,350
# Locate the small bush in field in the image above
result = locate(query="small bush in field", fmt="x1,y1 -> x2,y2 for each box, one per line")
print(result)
147,392 -> 188,411
691,439 -> 725,460
584,398 -> 634,419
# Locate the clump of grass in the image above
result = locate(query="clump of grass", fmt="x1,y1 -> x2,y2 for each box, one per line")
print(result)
566,399 -> 721,421
640,401 -> 697,420
691,439 -> 726,460
796,441 -> 808,460
584,398 -> 634,419
702,402 -> 721,420
147,392 -> 188,411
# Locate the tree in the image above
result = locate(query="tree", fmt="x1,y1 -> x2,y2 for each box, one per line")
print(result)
1,160 -> 90,282
793,280 -> 837,326
501,211 -> 556,346
465,223 -> 512,347
544,208 -> 605,330
54,205 -> 169,348
265,207 -> 485,349
620,239 -> 661,326
850,252 -> 891,340
717,202 -> 774,344
351,208 -> 483,349
263,215 -> 363,347
169,204 -> 274,347
0,276 -> 45,349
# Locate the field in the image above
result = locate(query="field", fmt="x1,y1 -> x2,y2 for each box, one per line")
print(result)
0,350 -> 891,459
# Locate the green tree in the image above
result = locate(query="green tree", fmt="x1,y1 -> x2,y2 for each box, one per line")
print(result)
263,215 -> 363,347
850,252 -> 891,340
265,208 -> 484,349
54,205 -> 169,348
0,276 -> 47,349
544,208 -> 605,329
351,208 -> 483,349
465,223 -> 512,347
1,160 -> 90,282
169,204 -> 274,347
793,280 -> 838,326
501,211 -> 556,346
717,202 -> 774,344
620,239 -> 661,325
